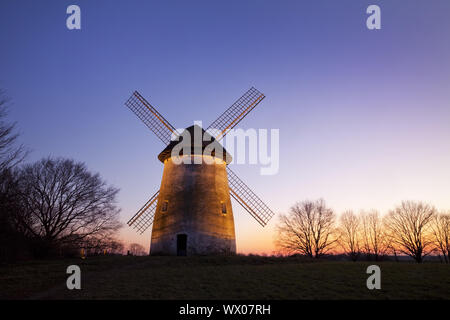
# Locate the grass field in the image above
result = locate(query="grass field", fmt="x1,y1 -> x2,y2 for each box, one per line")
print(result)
1,255 -> 449,300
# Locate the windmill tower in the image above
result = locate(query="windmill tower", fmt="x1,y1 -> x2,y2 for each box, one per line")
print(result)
125,87 -> 274,255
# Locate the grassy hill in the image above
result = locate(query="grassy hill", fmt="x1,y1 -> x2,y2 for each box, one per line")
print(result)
1,255 -> 449,300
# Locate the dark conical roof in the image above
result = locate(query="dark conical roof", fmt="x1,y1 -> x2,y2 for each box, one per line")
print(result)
157,125 -> 232,164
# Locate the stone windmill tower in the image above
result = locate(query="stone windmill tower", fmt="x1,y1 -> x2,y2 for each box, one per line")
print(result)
125,87 -> 274,255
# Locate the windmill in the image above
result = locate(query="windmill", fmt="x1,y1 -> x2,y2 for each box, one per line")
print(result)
125,87 -> 275,255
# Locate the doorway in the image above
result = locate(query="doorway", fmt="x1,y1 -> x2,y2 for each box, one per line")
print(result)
177,234 -> 187,256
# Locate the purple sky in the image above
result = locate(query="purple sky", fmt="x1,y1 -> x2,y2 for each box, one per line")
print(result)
1,0 -> 449,253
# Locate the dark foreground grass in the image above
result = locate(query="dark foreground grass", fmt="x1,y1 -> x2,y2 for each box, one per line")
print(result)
1,255 -> 449,299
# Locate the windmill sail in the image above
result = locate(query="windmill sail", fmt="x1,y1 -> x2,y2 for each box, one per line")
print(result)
207,87 -> 265,141
125,91 -> 178,145
127,190 -> 160,234
227,167 -> 274,227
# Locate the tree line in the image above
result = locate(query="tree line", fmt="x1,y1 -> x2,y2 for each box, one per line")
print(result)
0,91 -> 126,261
276,199 -> 450,263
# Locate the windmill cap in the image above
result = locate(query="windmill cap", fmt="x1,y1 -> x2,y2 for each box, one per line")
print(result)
158,125 -> 232,164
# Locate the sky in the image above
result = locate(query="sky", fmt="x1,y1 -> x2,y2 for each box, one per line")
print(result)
1,0 -> 449,254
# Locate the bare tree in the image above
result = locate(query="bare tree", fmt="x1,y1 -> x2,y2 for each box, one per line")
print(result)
431,212 -> 450,263
79,235 -> 125,256
14,157 -> 122,255
0,168 -> 26,261
0,90 -> 27,171
361,210 -> 388,261
108,240 -> 125,255
0,90 -> 29,260
384,201 -> 436,263
276,199 -> 337,258
129,243 -> 146,256
338,210 -> 361,261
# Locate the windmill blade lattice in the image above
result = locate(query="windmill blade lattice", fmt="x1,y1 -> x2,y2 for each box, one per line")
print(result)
127,190 -> 160,234
125,91 -> 178,145
207,87 -> 265,141
227,167 -> 274,227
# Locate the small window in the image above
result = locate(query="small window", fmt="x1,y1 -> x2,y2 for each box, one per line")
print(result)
162,200 -> 168,212
221,202 -> 227,214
